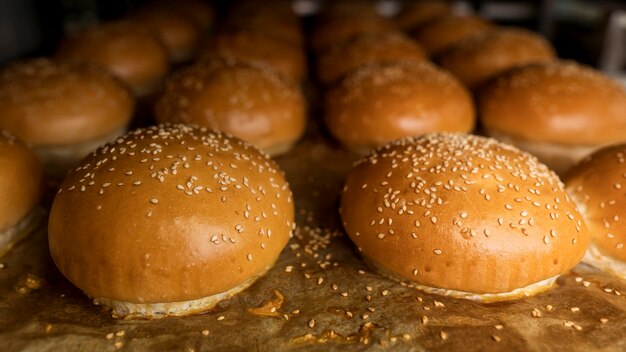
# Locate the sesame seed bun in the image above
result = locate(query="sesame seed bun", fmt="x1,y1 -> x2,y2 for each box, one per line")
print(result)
0,59 -> 134,173
411,15 -> 494,56
48,124 -> 295,318
311,16 -> 396,54
135,7 -> 202,63
564,144 -> 626,279
153,0 -> 216,31
394,1 -> 451,31
56,20 -> 169,96
0,131 -> 43,257
479,61 -> 626,175
223,11 -> 303,48
316,32 -> 427,86
200,30 -> 306,82
155,58 -> 306,155
324,62 -> 475,154
438,28 -> 556,89
340,133 -> 590,300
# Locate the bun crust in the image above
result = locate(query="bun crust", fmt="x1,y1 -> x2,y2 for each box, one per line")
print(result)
155,58 -> 306,155
0,131 -> 42,232
565,144 -> 626,264
480,61 -> 626,146
438,28 -> 556,89
57,20 -> 169,96
0,59 -> 133,146
48,124 -> 294,313
340,133 -> 589,296
324,62 -> 475,153
316,32 -> 426,85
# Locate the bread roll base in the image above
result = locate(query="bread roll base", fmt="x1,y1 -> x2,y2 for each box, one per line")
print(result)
485,128 -> 599,175
367,258 -> 558,303
0,207 -> 44,258
35,126 -> 127,177
584,243 -> 626,280
93,268 -> 267,319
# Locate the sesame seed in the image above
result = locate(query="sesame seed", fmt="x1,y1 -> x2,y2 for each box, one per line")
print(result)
150,198 -> 159,204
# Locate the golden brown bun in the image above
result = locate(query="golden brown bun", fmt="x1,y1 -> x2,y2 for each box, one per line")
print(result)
135,8 -> 201,63
311,16 -> 396,54
324,62 -> 475,153
48,124 -> 294,314
395,1 -> 451,31
412,15 -> 495,56
564,143 -> 626,264
340,133 -> 589,296
155,58 -> 306,155
57,20 -> 169,96
0,131 -> 42,233
0,59 -> 134,147
438,28 -> 556,89
480,61 -> 626,146
201,30 -> 306,82
152,0 -> 215,30
223,8 -> 303,48
316,32 -> 427,85
483,129 -> 601,176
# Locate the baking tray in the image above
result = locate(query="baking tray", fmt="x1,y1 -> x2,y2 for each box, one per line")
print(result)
1,124 -> 626,352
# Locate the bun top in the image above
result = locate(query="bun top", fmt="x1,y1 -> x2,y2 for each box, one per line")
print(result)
48,124 -> 294,304
0,59 -> 134,146
340,133 -> 589,294
155,58 -> 306,155
0,131 -> 42,231
316,32 -> 427,85
135,7 -> 201,62
324,62 -> 475,153
438,28 -> 556,89
57,20 -> 169,96
565,144 -> 626,261
412,15 -> 494,56
479,61 -> 626,145
202,30 -> 306,82
395,1 -> 451,31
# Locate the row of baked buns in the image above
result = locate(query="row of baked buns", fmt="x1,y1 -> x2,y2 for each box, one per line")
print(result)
0,0 -> 625,321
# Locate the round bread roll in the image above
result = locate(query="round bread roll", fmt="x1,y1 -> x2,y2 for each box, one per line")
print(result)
340,133 -> 590,301
57,20 -> 169,96
438,28 -> 556,89
479,61 -> 626,175
412,15 -> 494,56
222,17 -> 304,49
564,144 -> 626,279
311,16 -> 396,54
0,59 -> 134,174
316,32 -> 427,85
224,6 -> 303,48
201,30 -> 306,82
155,58 -> 306,155
48,124 -> 295,319
153,0 -> 216,31
0,131 -> 43,258
135,7 -> 201,63
395,1 -> 451,31
318,1 -> 380,20
324,62 -> 475,154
